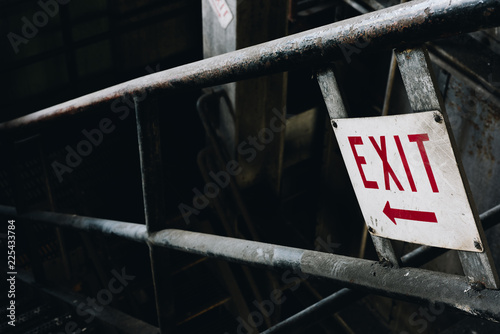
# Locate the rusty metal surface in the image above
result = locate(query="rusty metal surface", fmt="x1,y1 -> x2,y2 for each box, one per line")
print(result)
395,48 -> 443,112
317,67 -> 403,268
148,229 -> 500,322
445,76 -> 500,214
397,47 -> 499,289
443,70 -> 500,289
2,203 -> 500,323
3,201 -> 498,265
1,0 -> 499,133
317,68 -> 348,119
259,204 -> 500,333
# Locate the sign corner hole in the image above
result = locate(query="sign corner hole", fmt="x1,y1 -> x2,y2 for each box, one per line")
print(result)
433,112 -> 443,123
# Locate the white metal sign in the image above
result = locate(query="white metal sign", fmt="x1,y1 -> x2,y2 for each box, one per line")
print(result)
208,0 -> 234,29
332,111 -> 482,252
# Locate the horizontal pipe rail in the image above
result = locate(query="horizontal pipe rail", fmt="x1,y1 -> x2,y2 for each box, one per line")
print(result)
0,205 -> 147,243
262,203 -> 500,333
2,204 -> 500,322
2,2 -> 499,331
1,0 -> 499,132
148,231 -> 500,322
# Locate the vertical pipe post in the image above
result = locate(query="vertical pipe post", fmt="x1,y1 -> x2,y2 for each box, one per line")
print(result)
395,47 -> 499,289
135,95 -> 174,333
317,68 -> 402,268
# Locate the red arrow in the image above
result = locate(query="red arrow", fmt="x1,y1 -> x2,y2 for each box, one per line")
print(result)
383,201 -> 437,225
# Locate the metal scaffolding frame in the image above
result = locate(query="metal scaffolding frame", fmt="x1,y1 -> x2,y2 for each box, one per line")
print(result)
2,0 -> 500,333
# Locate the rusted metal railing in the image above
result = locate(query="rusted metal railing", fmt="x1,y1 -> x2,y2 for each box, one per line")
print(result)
2,0 -> 500,333
1,0 -> 498,133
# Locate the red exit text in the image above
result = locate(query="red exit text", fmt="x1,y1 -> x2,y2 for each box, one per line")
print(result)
348,134 -> 439,193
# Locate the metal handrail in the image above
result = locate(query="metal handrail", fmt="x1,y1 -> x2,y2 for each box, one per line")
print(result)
3,0 -> 500,331
1,203 -> 500,322
1,0 -> 499,132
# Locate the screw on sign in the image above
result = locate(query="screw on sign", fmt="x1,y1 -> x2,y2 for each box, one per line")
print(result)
332,111 -> 484,252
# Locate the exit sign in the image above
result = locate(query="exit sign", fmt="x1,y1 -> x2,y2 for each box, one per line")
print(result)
208,0 -> 233,29
332,111 -> 483,252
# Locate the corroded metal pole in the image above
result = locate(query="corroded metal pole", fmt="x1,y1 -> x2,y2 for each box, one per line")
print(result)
2,204 -> 500,322
1,0 -> 499,132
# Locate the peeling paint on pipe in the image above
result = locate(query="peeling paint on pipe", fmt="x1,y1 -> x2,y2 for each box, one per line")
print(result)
1,204 -> 500,321
148,229 -> 500,322
0,205 -> 148,243
0,0 -> 499,132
